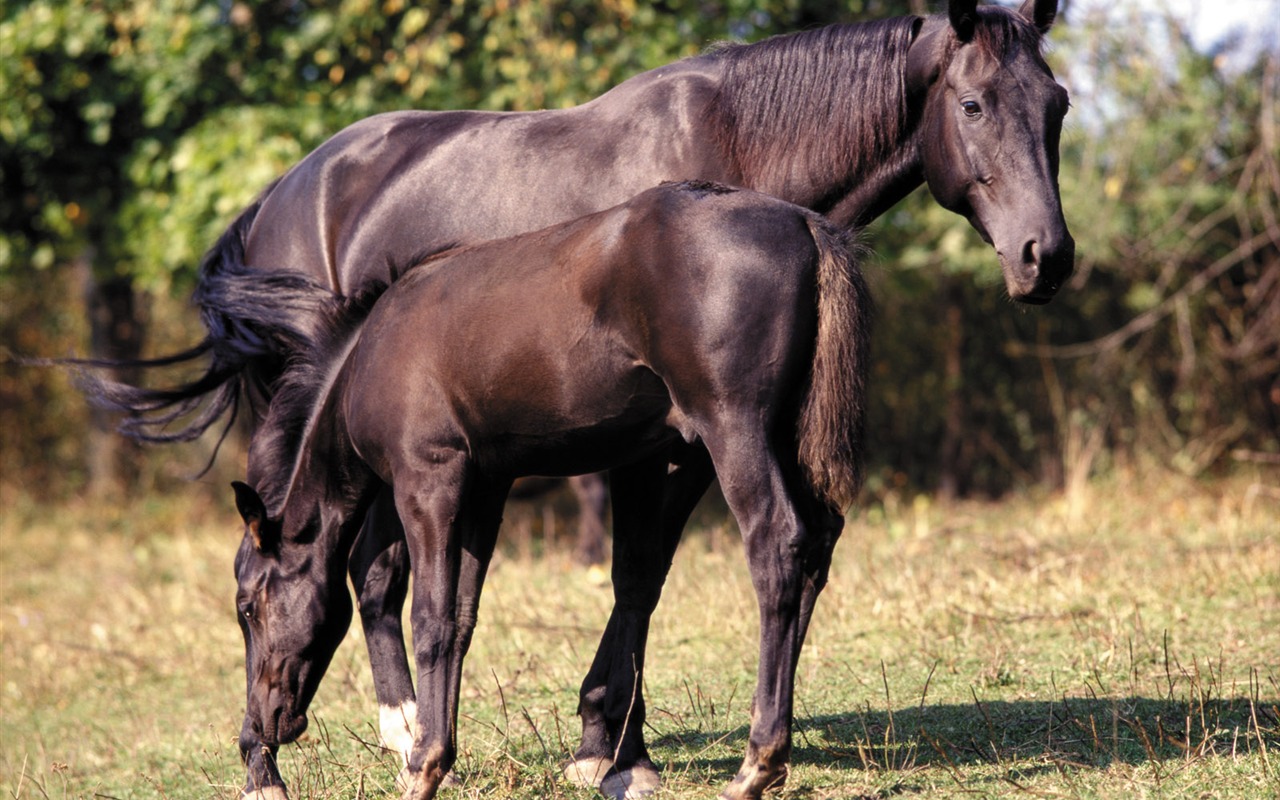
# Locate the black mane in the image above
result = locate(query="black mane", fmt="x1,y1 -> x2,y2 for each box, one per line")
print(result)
707,17 -> 922,203
249,279 -> 388,519
970,5 -> 1047,64
706,9 -> 1047,205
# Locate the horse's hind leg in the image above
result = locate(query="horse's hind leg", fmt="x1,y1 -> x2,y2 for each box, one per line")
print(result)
348,485 -> 417,772
570,447 -> 714,798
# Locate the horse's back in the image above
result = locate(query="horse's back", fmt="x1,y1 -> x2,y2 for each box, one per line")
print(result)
243,59 -> 727,296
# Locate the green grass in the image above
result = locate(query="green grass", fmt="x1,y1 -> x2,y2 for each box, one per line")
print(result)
3,472 -> 1277,798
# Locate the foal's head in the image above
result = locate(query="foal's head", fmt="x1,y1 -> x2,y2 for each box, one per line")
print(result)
912,0 -> 1074,303
231,481 -> 354,747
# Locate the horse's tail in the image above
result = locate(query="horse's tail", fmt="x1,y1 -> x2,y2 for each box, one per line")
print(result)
75,186 -> 331,447
796,216 -> 873,510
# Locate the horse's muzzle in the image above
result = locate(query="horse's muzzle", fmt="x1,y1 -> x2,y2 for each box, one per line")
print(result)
1003,230 -> 1075,305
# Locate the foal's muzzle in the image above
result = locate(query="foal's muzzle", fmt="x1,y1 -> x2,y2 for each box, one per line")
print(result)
248,692 -> 310,746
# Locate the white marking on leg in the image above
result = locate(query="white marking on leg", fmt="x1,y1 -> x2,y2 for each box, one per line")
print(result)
241,788 -> 288,800
379,700 -> 418,766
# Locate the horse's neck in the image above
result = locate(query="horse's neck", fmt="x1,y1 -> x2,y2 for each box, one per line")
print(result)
824,130 -> 925,228
716,19 -> 927,227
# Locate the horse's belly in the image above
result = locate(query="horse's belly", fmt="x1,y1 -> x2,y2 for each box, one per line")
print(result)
473,412 -> 680,478
463,373 -> 679,478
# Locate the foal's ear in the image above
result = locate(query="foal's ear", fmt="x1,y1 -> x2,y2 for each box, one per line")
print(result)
948,0 -> 979,42
231,481 -> 277,553
1017,0 -> 1058,34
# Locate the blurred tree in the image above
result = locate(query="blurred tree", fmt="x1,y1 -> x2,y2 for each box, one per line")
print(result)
1,0 -> 913,497
17,1 -> 1270,502
863,7 -> 1278,495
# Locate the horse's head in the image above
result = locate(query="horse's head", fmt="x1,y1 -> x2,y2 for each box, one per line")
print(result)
910,0 -> 1074,304
231,481 -> 352,749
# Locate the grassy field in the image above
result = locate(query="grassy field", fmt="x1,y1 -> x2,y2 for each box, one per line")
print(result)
3,471 -> 1277,799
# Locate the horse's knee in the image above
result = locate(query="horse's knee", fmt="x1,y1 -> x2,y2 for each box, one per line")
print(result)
410,618 -> 457,665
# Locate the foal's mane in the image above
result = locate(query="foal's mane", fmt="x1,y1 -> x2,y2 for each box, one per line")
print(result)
707,17 -> 922,199
249,280 -> 389,519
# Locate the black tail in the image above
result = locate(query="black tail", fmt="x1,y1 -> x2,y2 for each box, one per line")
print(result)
74,191 -> 334,448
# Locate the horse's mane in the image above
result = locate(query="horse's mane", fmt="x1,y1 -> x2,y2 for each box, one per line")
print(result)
969,5 -> 1048,64
706,17 -> 922,200
706,9 -> 1047,200
248,279 -> 388,519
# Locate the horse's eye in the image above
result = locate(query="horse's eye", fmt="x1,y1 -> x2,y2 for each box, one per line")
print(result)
240,602 -> 256,622
961,100 -> 982,117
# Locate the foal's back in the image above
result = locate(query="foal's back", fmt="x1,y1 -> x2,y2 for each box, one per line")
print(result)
341,182 -> 825,482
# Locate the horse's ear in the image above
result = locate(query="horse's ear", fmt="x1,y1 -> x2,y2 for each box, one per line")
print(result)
231,481 -> 277,553
948,0 -> 978,42
1017,0 -> 1058,33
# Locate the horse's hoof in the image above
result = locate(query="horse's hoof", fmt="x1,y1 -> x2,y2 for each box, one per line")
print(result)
241,789 -> 288,800
397,766 -> 459,792
561,755 -> 613,788
717,764 -> 786,800
600,763 -> 662,800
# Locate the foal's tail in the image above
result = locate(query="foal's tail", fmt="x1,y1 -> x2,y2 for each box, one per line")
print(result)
74,187 -> 331,448
796,217 -> 873,510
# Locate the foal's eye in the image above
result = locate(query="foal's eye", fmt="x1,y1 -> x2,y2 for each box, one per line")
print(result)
240,602 -> 256,622
961,100 -> 982,117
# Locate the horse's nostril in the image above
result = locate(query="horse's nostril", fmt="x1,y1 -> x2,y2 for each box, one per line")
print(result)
1022,239 -> 1040,267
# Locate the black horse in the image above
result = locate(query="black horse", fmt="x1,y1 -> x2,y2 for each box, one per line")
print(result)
85,1 -> 1073,794
230,182 -> 871,800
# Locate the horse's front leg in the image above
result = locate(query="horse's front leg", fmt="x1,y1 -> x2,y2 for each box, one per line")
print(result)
569,448 -> 714,799
347,485 -> 417,772
396,455 -> 505,800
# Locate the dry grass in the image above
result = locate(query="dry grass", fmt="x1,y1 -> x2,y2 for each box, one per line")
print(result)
2,470 -> 1277,798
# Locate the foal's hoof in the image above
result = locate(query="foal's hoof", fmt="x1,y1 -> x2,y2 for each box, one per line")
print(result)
241,789 -> 288,800
561,755 -> 613,788
600,762 -> 662,800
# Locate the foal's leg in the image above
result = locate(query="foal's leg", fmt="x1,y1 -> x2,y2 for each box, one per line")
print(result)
397,455 -> 505,800
569,448 -> 715,798
704,431 -> 840,800
348,486 -> 417,770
